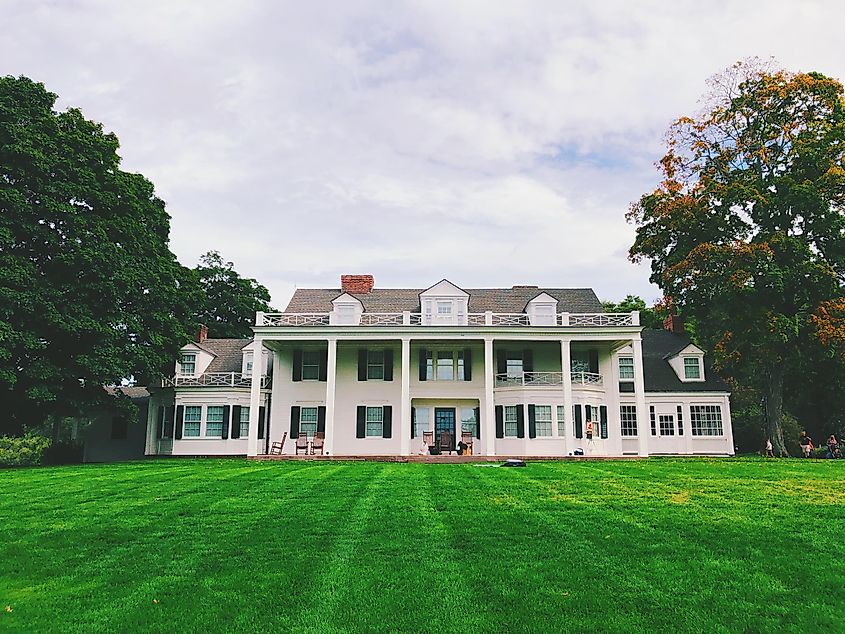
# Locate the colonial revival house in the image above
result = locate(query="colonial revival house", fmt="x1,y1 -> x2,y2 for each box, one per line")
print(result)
145,276 -> 734,458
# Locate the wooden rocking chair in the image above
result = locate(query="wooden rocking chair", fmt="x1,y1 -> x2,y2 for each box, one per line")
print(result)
311,432 -> 325,455
270,432 -> 287,455
439,431 -> 454,455
461,431 -> 474,455
295,432 -> 309,455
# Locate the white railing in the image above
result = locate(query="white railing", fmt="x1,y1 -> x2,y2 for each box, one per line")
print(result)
566,313 -> 636,327
256,311 -> 637,327
495,371 -> 564,387
162,373 -> 271,388
359,313 -> 405,326
570,371 -> 603,386
491,313 -> 531,326
261,313 -> 330,326
466,313 -> 487,326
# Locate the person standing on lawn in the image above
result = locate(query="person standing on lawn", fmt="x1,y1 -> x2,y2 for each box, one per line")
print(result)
765,438 -> 774,457
799,431 -> 813,458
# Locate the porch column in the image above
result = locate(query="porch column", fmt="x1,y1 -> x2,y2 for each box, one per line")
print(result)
632,337 -> 649,457
324,337 -> 338,455
144,393 -> 158,455
400,338 -> 411,456
560,338 -> 573,456
484,337 -> 496,456
246,338 -> 264,457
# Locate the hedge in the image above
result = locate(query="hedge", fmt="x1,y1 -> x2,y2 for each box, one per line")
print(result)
0,434 -> 52,467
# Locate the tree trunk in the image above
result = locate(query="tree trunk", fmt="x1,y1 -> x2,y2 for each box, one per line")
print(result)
764,362 -> 788,456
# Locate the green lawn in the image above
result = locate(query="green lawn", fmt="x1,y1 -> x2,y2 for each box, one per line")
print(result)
1,458 -> 843,633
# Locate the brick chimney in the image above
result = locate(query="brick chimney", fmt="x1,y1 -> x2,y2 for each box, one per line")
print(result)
341,274 -> 375,294
663,315 -> 685,334
196,324 -> 209,343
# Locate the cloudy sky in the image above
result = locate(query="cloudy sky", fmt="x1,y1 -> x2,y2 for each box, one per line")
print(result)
2,1 -> 844,308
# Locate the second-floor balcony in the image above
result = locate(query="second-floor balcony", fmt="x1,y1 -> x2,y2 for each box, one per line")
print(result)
494,371 -> 603,388
162,373 -> 271,388
256,311 -> 639,328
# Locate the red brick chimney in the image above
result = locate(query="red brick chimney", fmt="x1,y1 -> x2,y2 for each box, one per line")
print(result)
341,275 -> 375,294
196,324 -> 209,343
663,315 -> 685,334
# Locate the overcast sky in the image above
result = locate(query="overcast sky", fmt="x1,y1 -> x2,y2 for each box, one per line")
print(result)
2,1 -> 844,308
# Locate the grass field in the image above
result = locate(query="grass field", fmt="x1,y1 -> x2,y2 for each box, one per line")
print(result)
1,458 -> 844,633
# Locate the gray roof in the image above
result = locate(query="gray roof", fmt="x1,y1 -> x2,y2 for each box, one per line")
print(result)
642,330 -> 729,393
105,386 -> 150,400
284,287 -> 604,314
202,338 -> 252,373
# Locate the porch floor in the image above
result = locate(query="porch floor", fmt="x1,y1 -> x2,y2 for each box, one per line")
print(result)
250,454 -> 643,463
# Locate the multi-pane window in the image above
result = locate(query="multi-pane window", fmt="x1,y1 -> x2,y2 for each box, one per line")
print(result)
301,350 -> 320,380
690,405 -> 723,435
367,350 -> 384,380
437,301 -> 452,315
244,352 -> 254,376
436,352 -> 454,380
456,352 -> 465,381
504,406 -> 519,437
206,406 -> 225,437
366,406 -> 384,437
180,353 -> 196,376
618,357 -> 634,380
557,405 -> 566,436
659,415 -> 675,436
534,405 -> 552,437
414,407 -> 431,437
183,405 -> 202,437
506,356 -> 523,378
299,407 -> 318,437
571,355 -> 589,374
620,405 -> 638,436
239,406 -> 250,437
461,408 -> 478,437
427,351 -> 465,381
684,357 -> 701,379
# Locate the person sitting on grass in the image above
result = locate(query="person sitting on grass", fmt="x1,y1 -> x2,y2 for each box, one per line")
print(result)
799,431 -> 813,458
826,435 -> 841,459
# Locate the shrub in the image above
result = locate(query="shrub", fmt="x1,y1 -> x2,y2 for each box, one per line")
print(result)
0,434 -> 52,467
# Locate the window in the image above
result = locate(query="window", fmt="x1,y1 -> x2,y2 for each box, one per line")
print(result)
620,405 -> 638,436
206,406 -> 225,437
239,406 -> 250,437
184,405 -> 202,437
336,304 -> 357,325
659,415 -> 675,436
436,352 -> 454,380
428,351 -> 464,381
534,405 -> 552,437
506,356 -> 523,379
110,417 -> 128,440
618,357 -> 634,380
461,408 -> 477,438
557,405 -> 566,436
437,301 -> 452,315
301,350 -> 320,381
367,350 -> 384,380
414,407 -> 431,437
456,352 -> 465,381
570,354 -> 589,374
366,406 -> 383,437
180,353 -> 196,376
504,405 -> 519,437
690,405 -> 723,436
299,407 -> 318,438
244,352 -> 254,376
684,357 -> 702,379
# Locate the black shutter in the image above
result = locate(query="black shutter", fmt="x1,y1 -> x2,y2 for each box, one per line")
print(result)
382,406 -> 392,438
474,407 -> 481,440
231,405 -> 242,439
356,406 -> 366,438
384,349 -> 394,382
157,406 -> 164,439
589,349 -> 599,374
258,406 -> 266,439
411,407 -> 416,438
292,350 -> 302,381
677,405 -> 684,436
496,350 -> 507,375
290,406 -> 300,437
600,405 -> 608,439
264,401 -> 271,454
528,404 -> 536,438
419,348 -> 428,381
516,405 -> 525,438
358,349 -> 368,381
650,406 -> 656,436
523,350 -> 533,373
317,406 -> 326,434
464,348 -> 472,381
175,405 -> 184,439
574,404 -> 583,439
165,406 -> 175,437
221,405 -> 230,440
495,405 -> 504,438
318,349 -> 328,382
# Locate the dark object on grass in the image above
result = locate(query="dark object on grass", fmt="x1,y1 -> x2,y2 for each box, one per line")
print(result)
502,459 -> 526,467
573,448 -> 584,456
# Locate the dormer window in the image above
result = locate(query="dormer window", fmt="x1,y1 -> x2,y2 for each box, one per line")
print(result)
437,301 -> 452,316
684,357 -> 702,380
244,352 -> 254,376
180,353 -> 196,376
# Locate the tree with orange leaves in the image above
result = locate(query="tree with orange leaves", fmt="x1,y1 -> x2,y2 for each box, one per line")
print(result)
629,60 -> 845,455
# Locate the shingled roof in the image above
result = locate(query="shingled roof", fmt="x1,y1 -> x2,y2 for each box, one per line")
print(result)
284,287 -> 604,314
642,330 -> 729,393
201,339 -> 252,373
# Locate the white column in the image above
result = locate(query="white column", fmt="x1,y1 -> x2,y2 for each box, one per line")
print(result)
400,338 -> 411,456
632,337 -> 649,457
561,338 -> 573,456
724,394 -> 735,456
144,394 -> 158,455
246,338 -> 264,457
683,402 -> 694,455
484,337 -> 496,456
324,337 -> 338,455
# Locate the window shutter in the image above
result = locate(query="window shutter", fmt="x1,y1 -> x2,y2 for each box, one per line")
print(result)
175,405 -> 184,439
496,350 -> 507,375
574,404 -> 583,439
221,405 -> 230,440
464,348 -> 472,381
411,407 -> 416,438
165,406 -> 175,437
650,406 -> 656,436
318,349 -> 328,382
474,407 -> 481,440
382,406 -> 392,438
356,406 -> 366,438
589,350 -> 599,374
292,350 -> 302,381
258,406 -> 266,439
516,405 -> 525,438
677,405 -> 684,436
528,404 -> 536,439
358,349 -> 368,381
523,350 -> 533,373
264,403 -> 271,453
317,406 -> 326,434
384,349 -> 394,382
157,406 -> 164,439
419,348 -> 428,381
495,405 -> 504,438
600,405 -> 608,439
231,405 -> 241,439
290,406 -> 300,437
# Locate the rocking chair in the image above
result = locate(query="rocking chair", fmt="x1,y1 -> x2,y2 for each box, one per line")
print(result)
311,432 -> 325,455
295,432 -> 309,455
439,431 -> 454,455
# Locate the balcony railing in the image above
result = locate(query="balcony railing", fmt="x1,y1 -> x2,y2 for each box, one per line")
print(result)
256,311 -> 638,327
495,372 -> 563,387
571,371 -> 603,387
162,373 -> 271,388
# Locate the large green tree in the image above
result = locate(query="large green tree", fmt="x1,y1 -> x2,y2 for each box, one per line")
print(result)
192,251 -> 273,339
0,76 -> 196,435
601,295 -> 665,329
628,61 -> 845,455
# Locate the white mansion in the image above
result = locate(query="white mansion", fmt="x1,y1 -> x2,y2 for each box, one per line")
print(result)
144,275 -> 734,458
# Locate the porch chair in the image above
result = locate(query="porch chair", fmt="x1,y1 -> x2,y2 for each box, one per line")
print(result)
461,431 -> 474,455
311,432 -> 325,455
422,431 -> 434,448
270,432 -> 287,455
439,431 -> 454,455
295,432 -> 309,455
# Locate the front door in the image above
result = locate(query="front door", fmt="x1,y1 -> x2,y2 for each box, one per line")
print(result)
434,408 -> 456,449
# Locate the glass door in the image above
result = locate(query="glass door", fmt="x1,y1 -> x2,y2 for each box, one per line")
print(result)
434,408 -> 456,450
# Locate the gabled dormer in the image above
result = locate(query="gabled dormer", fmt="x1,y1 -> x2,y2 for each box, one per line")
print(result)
525,292 -> 559,326
177,342 -> 215,377
420,279 -> 469,325
329,292 -> 364,325
241,340 -> 272,376
665,344 -> 706,382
